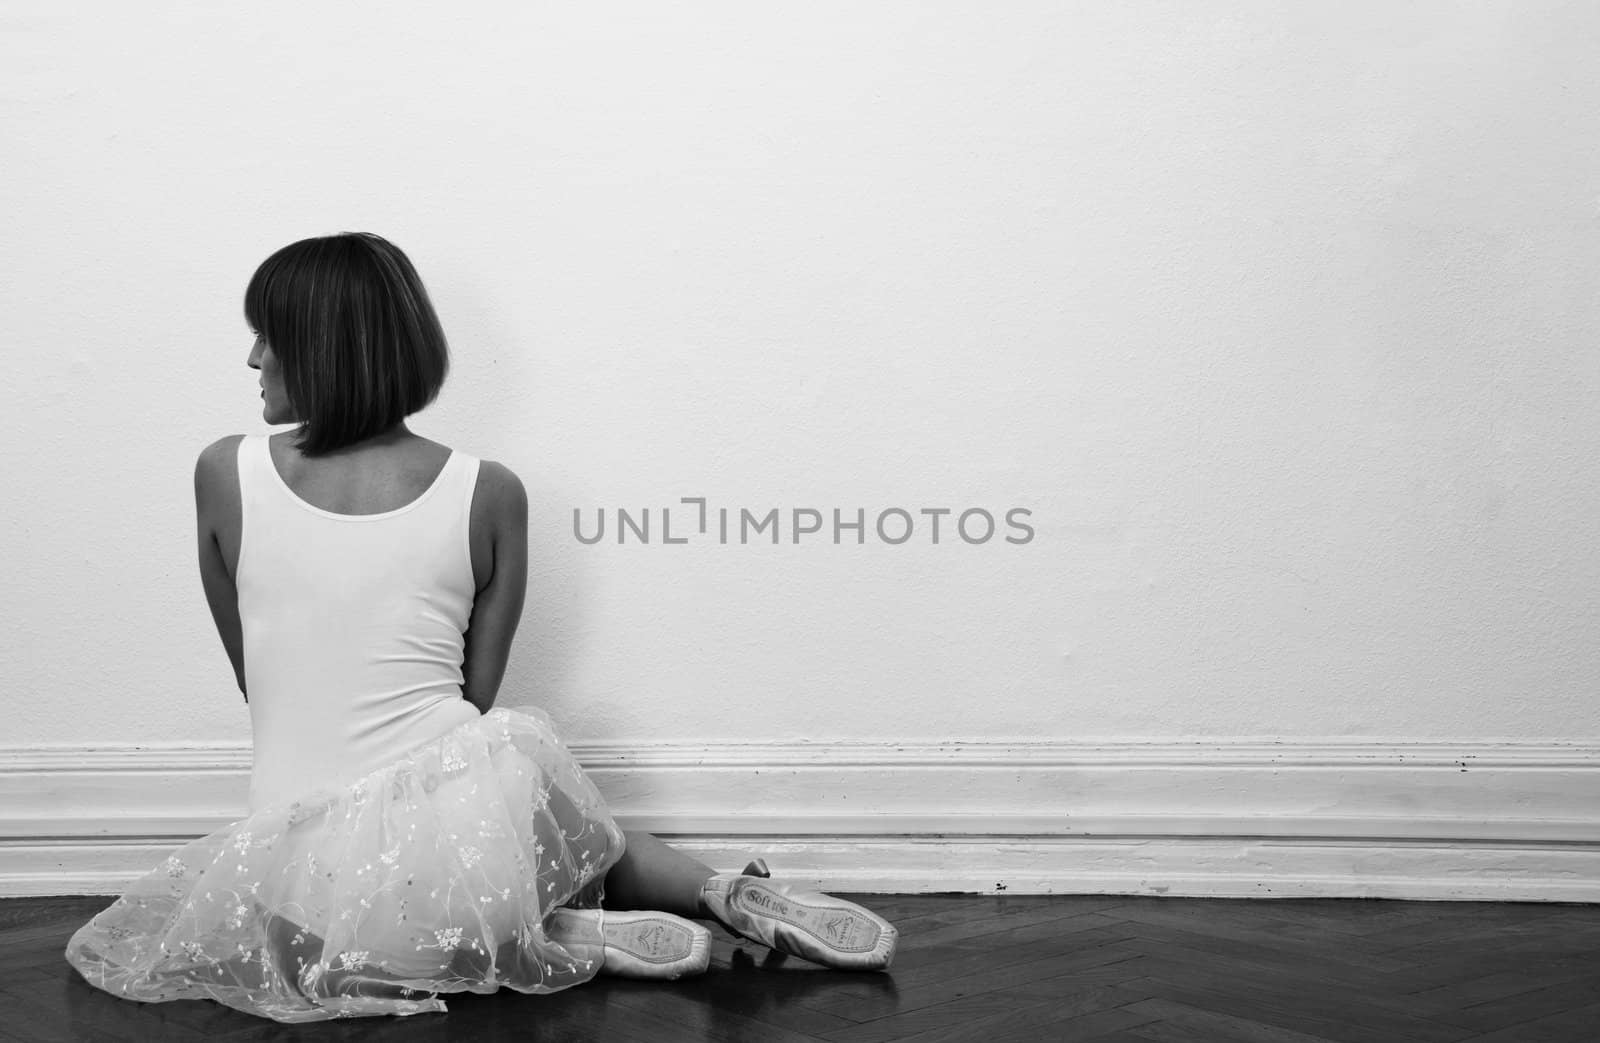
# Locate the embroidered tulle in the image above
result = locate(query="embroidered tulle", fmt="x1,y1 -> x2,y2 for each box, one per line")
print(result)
64,708 -> 626,1023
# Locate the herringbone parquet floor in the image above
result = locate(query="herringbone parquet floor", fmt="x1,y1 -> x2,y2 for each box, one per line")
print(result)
3,893 -> 1598,1042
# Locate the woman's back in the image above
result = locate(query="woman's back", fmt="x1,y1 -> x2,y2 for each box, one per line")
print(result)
236,431 -> 483,811
261,429 -> 457,518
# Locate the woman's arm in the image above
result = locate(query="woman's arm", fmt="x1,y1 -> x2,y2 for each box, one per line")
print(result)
194,437 -> 248,700
461,461 -> 529,714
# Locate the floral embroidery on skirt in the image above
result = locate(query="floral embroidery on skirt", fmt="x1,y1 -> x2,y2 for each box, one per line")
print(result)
64,708 -> 626,1023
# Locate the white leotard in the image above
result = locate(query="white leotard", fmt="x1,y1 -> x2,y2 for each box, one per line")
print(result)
235,433 -> 482,812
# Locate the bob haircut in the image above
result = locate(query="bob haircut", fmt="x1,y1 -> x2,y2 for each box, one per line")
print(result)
244,232 -> 449,456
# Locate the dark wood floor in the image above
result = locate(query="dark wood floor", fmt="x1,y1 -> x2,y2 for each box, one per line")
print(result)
4,893 -> 1599,1042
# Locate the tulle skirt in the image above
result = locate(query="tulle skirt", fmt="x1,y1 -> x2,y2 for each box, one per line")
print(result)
64,707 -> 627,1023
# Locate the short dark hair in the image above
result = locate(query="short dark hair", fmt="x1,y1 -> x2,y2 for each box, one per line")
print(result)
244,232 -> 450,456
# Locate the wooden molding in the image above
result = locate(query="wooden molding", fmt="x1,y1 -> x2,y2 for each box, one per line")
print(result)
3,740 -> 1597,900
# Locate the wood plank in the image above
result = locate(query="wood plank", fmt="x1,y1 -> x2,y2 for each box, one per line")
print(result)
5,894 -> 1600,1042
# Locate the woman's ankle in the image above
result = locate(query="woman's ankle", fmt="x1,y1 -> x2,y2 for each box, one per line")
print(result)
691,869 -> 717,919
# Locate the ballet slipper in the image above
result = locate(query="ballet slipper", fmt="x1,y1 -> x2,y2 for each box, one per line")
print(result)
546,908 -> 711,980
699,859 -> 898,971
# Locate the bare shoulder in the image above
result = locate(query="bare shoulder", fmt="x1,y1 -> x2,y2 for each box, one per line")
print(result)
466,458 -> 528,592
194,434 -> 246,503
473,459 -> 528,524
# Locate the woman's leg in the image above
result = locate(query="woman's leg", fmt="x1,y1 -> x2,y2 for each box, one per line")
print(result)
601,830 -> 715,918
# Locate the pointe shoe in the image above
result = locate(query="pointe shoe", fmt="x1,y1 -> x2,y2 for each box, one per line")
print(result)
700,859 -> 898,971
547,908 -> 711,980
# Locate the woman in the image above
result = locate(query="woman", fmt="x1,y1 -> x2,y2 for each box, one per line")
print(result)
64,232 -> 897,1023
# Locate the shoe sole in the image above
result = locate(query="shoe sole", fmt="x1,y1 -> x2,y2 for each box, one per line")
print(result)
546,909 -> 710,979
730,882 -> 894,959
602,913 -> 707,967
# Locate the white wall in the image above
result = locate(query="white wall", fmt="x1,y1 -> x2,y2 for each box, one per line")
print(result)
5,1 -> 1598,757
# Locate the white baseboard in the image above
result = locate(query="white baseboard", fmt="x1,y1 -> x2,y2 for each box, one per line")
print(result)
3,740 -> 1597,901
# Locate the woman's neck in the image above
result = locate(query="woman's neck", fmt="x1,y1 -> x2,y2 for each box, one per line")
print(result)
285,421 -> 418,459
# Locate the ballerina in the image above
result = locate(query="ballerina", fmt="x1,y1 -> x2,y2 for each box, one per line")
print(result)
64,231 -> 897,1023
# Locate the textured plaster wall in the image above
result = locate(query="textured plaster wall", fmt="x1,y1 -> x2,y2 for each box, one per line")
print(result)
4,3 -> 1597,747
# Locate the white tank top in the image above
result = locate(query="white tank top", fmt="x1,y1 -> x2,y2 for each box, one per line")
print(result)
235,433 -> 484,812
